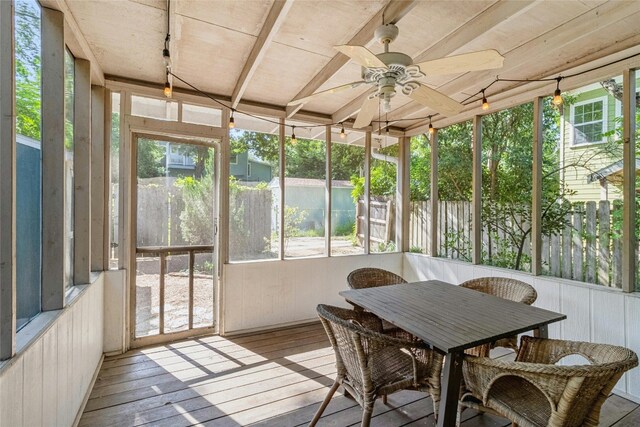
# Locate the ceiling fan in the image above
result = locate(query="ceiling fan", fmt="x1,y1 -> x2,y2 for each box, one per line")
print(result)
288,24 -> 505,128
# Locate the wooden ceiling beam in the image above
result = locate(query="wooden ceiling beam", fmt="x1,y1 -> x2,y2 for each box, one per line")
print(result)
40,0 -> 105,85
284,0 -> 418,118
331,0 -> 537,124
231,0 -> 294,109
400,1 -> 640,131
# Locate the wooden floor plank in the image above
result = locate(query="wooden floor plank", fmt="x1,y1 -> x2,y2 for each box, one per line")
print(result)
79,324 -> 639,427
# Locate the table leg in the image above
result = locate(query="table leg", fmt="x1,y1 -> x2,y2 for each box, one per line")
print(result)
438,351 -> 464,427
534,324 -> 548,338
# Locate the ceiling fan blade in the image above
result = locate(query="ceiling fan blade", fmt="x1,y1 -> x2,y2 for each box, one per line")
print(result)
334,45 -> 387,69
408,84 -> 464,116
353,95 -> 379,129
287,81 -> 365,106
415,49 -> 504,76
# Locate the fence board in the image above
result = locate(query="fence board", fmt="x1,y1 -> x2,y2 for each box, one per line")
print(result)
612,201 -> 623,288
585,201 -> 597,283
572,204 -> 584,281
598,201 -> 610,286
542,234 -> 550,272
562,204 -> 572,279
550,233 -> 560,277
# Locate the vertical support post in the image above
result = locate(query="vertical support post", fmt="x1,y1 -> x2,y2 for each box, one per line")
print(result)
118,91 -> 130,270
622,69 -> 637,293
364,131 -> 371,254
471,115 -> 482,265
219,107 -> 230,266
532,97 -> 544,276
188,250 -> 194,329
102,88 -> 111,271
325,125 -> 332,256
74,58 -> 91,284
398,136 -> 410,253
0,0 -> 16,360
91,86 -> 106,272
41,7 -> 65,310
159,252 -> 165,334
430,130 -> 439,257
279,118 -> 285,259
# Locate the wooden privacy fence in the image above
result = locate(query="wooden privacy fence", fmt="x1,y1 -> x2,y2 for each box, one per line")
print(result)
355,197 -> 395,247
409,199 -> 636,288
229,188 -> 272,260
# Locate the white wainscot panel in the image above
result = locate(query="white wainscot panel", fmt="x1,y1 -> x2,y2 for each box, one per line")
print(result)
531,277 -> 561,338
559,284 -> 590,342
625,296 -> 640,398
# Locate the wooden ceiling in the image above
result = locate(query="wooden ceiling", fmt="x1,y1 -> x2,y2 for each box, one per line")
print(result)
65,0 -> 640,135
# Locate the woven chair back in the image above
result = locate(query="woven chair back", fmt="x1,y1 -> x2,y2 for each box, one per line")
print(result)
347,268 -> 407,290
460,277 -> 537,305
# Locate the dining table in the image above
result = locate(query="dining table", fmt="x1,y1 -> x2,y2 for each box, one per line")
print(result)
339,279 -> 566,427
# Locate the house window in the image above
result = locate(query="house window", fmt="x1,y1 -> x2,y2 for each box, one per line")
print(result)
230,153 -> 238,164
571,97 -> 607,145
247,162 -> 251,177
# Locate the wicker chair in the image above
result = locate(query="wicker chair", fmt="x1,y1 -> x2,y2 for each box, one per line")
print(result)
311,304 -> 443,427
458,336 -> 638,427
460,277 -> 537,357
347,267 -> 407,290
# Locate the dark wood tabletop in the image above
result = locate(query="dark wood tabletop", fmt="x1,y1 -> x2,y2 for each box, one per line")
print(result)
339,279 -> 566,354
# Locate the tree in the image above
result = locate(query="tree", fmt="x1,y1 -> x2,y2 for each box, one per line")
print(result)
15,0 -> 41,140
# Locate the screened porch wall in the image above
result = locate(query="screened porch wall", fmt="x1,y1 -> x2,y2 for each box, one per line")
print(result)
0,274 -> 104,426
403,252 -> 640,403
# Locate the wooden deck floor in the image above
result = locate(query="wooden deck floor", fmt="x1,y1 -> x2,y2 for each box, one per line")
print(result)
80,323 -> 640,427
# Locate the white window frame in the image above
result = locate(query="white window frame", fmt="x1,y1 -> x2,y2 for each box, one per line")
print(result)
569,95 -> 608,146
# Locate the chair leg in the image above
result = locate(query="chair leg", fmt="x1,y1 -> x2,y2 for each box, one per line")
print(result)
361,405 -> 374,427
310,381 -> 340,427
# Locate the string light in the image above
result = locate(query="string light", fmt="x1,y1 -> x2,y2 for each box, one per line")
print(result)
428,116 -> 434,135
229,110 -> 236,129
481,90 -> 489,110
162,48 -> 640,135
553,77 -> 564,106
164,72 -> 172,98
291,126 -> 297,144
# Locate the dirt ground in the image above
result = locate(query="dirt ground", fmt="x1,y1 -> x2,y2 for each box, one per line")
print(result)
135,272 -> 214,337
134,237 -> 362,337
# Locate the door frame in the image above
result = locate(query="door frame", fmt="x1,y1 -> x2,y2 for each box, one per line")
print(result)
126,116 -> 224,348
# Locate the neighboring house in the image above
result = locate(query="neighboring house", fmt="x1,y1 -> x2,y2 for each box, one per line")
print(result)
269,177 -> 355,233
162,143 -> 273,182
230,152 -> 272,182
561,77 -> 640,202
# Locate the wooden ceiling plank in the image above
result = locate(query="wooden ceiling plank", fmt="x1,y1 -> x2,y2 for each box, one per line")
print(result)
405,41 -> 640,136
41,0 -> 105,85
331,0 -> 535,124
399,0 -> 640,129
231,0 -> 294,109
285,0 -> 418,118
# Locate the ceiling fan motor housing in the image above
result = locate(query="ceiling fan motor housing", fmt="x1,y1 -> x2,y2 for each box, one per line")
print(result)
375,23 -> 399,45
